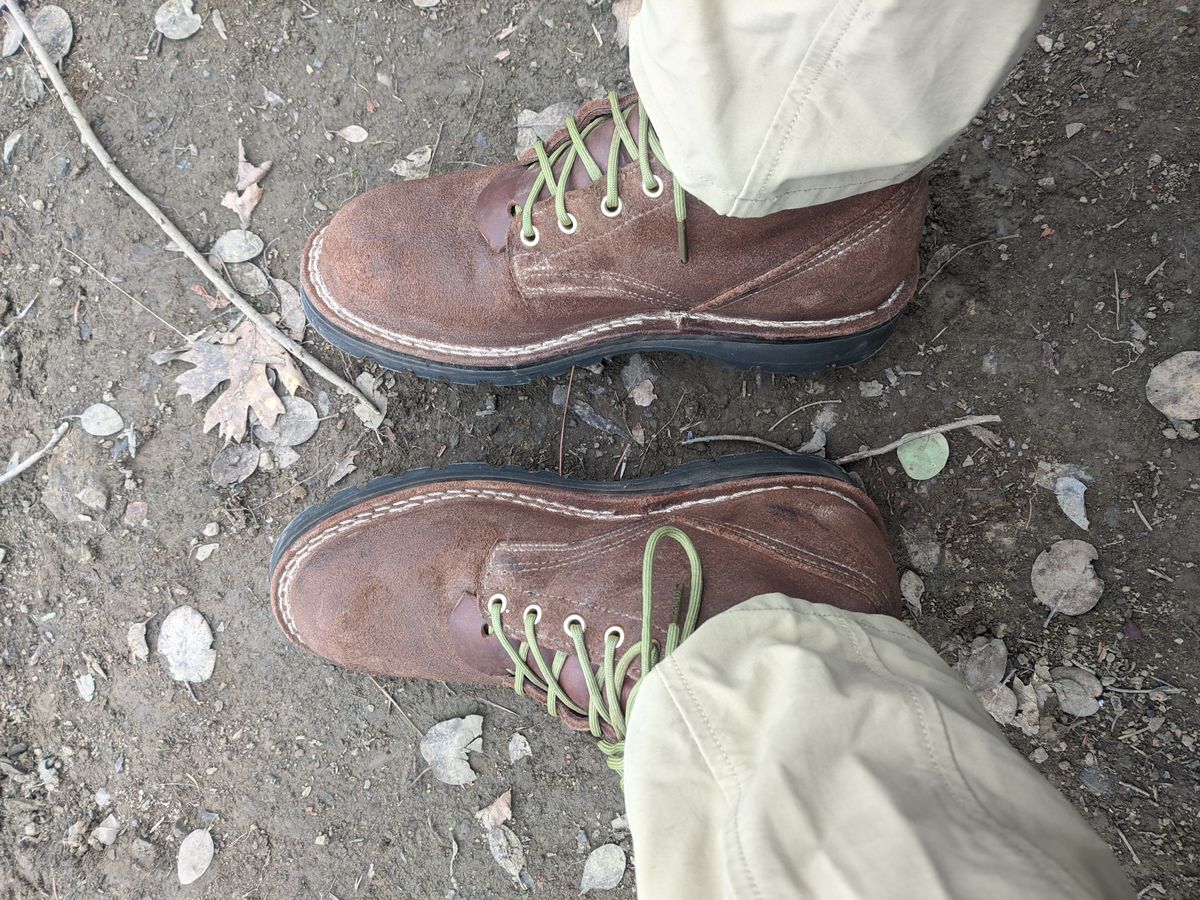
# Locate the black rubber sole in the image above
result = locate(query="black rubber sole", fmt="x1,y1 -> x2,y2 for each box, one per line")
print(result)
269,451 -> 850,574
300,286 -> 900,386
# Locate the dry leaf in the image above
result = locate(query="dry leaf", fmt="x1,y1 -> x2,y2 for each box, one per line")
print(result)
475,790 -> 512,832
419,715 -> 483,786
900,570 -> 924,616
353,371 -> 387,430
628,378 -> 657,408
389,145 -> 433,180
326,450 -> 358,487
335,125 -> 369,144
174,320 -> 309,442
211,229 -> 263,264
486,825 -> 525,882
976,684 -> 1018,726
581,844 -> 627,894
127,622 -> 150,663
157,606 -> 215,683
515,101 -> 575,155
2,11 -> 22,58
957,637 -> 1008,693
1050,666 -> 1103,717
155,0 -> 201,40
273,278 -> 306,340
80,403 -> 124,436
253,396 -> 318,447
1054,475 -> 1089,530
33,5 -> 72,63
211,8 -> 227,40
177,828 -> 214,885
611,0 -> 640,49
507,732 -> 532,763
210,442 -> 258,485
221,184 -> 263,229
1145,350 -> 1200,421
1031,540 -> 1104,617
236,139 -> 272,192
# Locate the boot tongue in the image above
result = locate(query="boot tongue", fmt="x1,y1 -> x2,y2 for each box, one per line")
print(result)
475,101 -> 643,251
453,521 -> 693,713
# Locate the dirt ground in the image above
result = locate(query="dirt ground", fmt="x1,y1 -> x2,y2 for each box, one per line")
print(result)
0,0 -> 1197,896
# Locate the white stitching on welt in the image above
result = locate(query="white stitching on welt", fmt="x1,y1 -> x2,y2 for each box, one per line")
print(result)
306,224 -> 906,357
276,484 -> 863,643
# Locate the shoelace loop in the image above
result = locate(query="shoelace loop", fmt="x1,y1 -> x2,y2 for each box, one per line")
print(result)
487,525 -> 703,780
513,91 -> 689,263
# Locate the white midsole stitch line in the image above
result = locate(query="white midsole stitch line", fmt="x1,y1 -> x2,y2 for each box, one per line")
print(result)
275,483 -> 864,647
306,222 -> 907,358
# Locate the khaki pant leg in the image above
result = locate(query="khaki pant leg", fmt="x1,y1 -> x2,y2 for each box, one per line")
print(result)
623,593 -> 1134,900
629,0 -> 1051,215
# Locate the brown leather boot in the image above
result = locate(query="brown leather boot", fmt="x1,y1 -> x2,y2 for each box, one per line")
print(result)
300,92 -> 928,384
270,453 -> 901,770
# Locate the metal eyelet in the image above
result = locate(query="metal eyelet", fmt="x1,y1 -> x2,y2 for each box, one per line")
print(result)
642,175 -> 664,198
563,614 -> 587,637
604,625 -> 626,648
519,226 -> 540,248
600,197 -> 623,218
523,604 -> 543,625
557,213 -> 579,235
488,593 -> 508,613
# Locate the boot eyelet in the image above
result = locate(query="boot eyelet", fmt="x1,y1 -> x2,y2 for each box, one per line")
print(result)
519,226 -> 540,248
563,614 -> 586,636
642,175 -> 664,198
558,213 -> 579,235
600,197 -> 623,218
604,625 -> 626,648
523,604 -> 543,625
488,593 -> 508,613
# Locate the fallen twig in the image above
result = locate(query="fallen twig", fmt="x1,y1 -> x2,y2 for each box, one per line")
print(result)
768,399 -> 841,432
833,415 -> 1002,465
0,422 -> 70,488
680,434 -> 797,455
0,296 -> 38,342
918,235 -> 1018,297
558,365 -> 575,476
3,1 -> 381,427
682,414 -> 1003,466
368,675 -> 418,733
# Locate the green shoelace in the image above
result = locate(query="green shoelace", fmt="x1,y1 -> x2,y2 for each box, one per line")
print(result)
513,91 -> 690,263
487,525 -> 703,780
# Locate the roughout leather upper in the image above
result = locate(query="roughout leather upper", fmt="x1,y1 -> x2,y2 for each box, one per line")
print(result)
300,97 -> 928,369
270,471 -> 902,689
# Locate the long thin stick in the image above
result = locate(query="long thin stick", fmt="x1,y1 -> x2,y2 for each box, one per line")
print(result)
3,1 -> 381,425
368,675 -> 418,733
558,365 -> 575,476
0,422 -> 69,488
680,434 -> 798,455
833,415 -> 1001,465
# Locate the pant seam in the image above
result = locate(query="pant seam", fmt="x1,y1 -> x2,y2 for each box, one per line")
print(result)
660,655 -> 765,900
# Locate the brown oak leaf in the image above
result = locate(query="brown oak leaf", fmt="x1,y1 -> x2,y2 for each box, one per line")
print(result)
174,320 -> 308,442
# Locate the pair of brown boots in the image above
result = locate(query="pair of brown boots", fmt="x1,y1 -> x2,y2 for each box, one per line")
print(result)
270,95 -> 916,763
